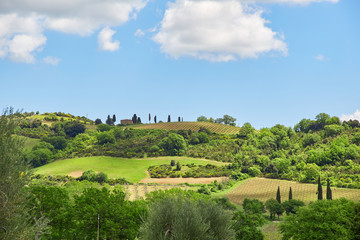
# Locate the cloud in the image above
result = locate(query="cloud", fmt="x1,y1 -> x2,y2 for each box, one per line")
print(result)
135,29 -> 145,37
242,0 -> 339,4
0,0 -> 148,63
43,56 -> 61,65
314,54 -> 324,61
153,0 -> 287,62
340,110 -> 360,122
98,27 -> 120,51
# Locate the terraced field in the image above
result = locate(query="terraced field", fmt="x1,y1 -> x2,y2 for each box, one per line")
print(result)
131,122 -> 241,134
225,178 -> 360,205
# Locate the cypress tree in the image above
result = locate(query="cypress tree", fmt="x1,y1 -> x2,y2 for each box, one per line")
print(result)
317,176 -> 323,200
154,116 -> 157,124
112,114 -> 116,124
137,117 -> 141,124
276,186 -> 281,204
149,113 -> 151,123
326,178 -> 332,200
132,114 -> 137,124
106,115 -> 113,125
182,117 -> 183,122
289,187 -> 293,200
178,116 -> 180,122
168,115 -> 171,122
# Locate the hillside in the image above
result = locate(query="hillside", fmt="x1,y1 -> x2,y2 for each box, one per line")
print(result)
130,121 -> 241,134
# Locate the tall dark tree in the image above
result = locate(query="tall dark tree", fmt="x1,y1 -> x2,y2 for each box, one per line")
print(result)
289,187 -> 293,200
137,117 -> 141,124
276,186 -> 281,204
168,115 -> 171,122
94,118 -> 102,125
317,176 -> 323,200
154,115 -> 157,124
182,117 -> 183,122
132,114 -> 137,124
149,113 -> 151,123
106,115 -> 113,126
326,178 -> 332,200
112,114 -> 116,124
178,116 -> 180,122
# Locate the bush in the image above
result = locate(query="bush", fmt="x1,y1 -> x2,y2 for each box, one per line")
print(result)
170,160 -> 176,166
96,131 -> 115,145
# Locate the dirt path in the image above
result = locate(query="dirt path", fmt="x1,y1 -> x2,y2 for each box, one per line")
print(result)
139,177 -> 229,184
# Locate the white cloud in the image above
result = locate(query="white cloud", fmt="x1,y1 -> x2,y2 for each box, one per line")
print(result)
135,29 -> 145,37
314,54 -> 324,61
43,56 -> 61,65
242,0 -> 339,4
153,0 -> 287,62
98,27 -> 120,51
0,0 -> 148,63
340,110 -> 360,122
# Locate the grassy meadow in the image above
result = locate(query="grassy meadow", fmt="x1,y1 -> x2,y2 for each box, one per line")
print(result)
34,156 -> 225,182
224,177 -> 360,205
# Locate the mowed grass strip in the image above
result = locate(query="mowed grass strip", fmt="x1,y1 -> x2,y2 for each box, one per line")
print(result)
131,122 -> 240,134
225,178 -> 360,205
34,156 -> 225,183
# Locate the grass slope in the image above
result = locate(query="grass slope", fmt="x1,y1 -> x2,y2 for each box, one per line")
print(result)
225,178 -> 360,205
130,122 -> 240,134
34,156 -> 225,182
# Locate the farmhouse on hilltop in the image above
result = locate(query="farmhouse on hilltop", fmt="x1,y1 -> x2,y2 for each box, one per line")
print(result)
121,119 -> 133,125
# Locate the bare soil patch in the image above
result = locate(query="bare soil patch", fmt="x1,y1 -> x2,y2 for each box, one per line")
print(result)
139,177 -> 228,184
68,170 -> 98,178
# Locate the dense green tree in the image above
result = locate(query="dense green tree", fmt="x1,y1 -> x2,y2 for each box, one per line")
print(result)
282,200 -> 305,215
29,186 -> 73,239
112,114 -> 116,124
95,118 -> 102,125
232,210 -> 265,240
96,131 -> 116,145
132,114 -> 137,124
27,148 -> 54,167
237,122 -> 255,138
42,136 -> 67,150
74,187 -> 146,240
63,121 -> 85,137
315,113 -> 330,129
137,117 -> 141,123
265,199 -> 283,220
280,198 -> 357,240
197,116 -> 208,122
242,199 -> 265,215
289,187 -> 292,200
158,133 -> 187,156
0,109 -> 40,240
97,123 -> 112,132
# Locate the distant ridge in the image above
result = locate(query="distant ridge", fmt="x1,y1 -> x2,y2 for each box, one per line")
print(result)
130,122 -> 240,134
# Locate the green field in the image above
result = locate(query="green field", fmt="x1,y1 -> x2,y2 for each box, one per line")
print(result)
34,156 -> 225,182
224,177 -> 360,205
130,121 -> 241,134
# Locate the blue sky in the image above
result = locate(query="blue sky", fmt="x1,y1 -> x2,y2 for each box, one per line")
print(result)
0,0 -> 359,129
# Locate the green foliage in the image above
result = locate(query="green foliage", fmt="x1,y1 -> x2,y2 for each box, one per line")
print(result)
0,109 -> 39,240
324,124 -> 344,137
27,148 -> 54,167
140,196 -> 234,240
96,131 -> 116,145
282,199 -> 305,215
265,198 -> 284,220
63,121 -> 85,137
97,123 -> 112,132
73,187 -> 146,239
280,198 -> 357,240
42,136 -> 67,150
158,133 -> 187,156
232,210 -> 265,240
242,199 -> 265,215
